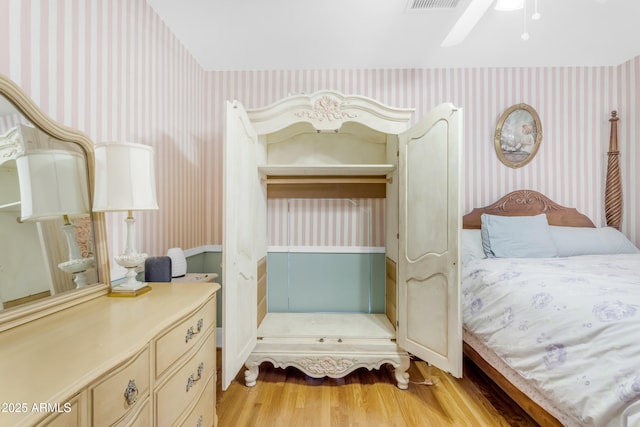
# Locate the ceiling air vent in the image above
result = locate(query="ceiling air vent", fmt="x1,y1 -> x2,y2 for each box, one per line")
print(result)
406,0 -> 460,11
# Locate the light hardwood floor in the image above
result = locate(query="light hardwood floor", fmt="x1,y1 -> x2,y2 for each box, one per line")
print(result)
216,351 -> 538,427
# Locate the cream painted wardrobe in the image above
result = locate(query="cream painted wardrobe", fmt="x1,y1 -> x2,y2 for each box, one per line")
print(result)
222,91 -> 462,390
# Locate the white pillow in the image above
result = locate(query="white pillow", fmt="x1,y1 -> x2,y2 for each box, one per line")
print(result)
481,213 -> 558,258
549,226 -> 640,256
462,229 -> 485,264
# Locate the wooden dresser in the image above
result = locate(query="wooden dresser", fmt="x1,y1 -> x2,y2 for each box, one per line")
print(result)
0,282 -> 219,427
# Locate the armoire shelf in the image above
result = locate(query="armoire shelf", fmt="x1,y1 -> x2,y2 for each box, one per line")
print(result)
0,201 -> 20,212
258,164 -> 396,176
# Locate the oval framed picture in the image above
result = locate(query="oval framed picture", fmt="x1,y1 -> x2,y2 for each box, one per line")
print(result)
494,103 -> 542,168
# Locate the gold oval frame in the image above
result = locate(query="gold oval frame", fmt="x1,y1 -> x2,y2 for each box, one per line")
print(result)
494,103 -> 542,168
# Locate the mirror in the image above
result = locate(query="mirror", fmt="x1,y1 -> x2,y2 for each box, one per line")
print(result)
0,73 -> 110,330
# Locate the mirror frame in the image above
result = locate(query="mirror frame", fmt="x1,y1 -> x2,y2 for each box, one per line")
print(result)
0,72 -> 111,331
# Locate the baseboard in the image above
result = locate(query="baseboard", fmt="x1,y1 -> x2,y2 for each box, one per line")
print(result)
267,245 -> 385,253
183,245 -> 222,257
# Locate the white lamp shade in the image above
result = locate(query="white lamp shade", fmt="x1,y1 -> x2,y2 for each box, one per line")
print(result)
92,141 -> 158,212
17,150 -> 90,221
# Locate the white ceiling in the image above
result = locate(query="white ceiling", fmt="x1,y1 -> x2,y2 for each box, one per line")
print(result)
146,0 -> 640,71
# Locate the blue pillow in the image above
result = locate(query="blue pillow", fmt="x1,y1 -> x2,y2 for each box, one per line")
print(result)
462,229 -> 486,264
481,213 -> 558,258
549,226 -> 639,256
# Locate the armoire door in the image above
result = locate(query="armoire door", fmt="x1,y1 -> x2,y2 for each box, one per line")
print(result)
397,103 -> 462,378
222,100 -> 267,390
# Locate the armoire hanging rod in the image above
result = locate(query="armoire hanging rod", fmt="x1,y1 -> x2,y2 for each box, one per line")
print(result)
263,177 -> 392,185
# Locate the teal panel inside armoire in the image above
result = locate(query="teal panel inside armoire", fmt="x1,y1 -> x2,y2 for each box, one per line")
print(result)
267,251 -> 386,313
267,198 -> 386,314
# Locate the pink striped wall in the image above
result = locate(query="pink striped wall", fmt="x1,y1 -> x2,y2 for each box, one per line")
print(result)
617,56 -> 639,244
0,0 -> 210,277
1,1 -> 638,269
268,198 -> 386,248
0,112 -> 24,133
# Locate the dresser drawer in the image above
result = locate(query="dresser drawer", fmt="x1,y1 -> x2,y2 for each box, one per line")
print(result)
155,331 -> 215,427
36,391 -> 87,427
178,373 -> 215,427
90,346 -> 150,427
156,295 -> 216,378
115,396 -> 151,427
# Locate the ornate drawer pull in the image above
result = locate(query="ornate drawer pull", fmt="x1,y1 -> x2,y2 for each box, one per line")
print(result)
185,318 -> 204,343
196,415 -> 203,427
186,362 -> 204,392
124,379 -> 139,406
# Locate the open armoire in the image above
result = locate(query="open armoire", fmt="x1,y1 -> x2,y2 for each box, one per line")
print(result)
221,91 -> 462,390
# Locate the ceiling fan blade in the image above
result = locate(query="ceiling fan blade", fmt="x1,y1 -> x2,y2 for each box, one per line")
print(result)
441,0 -> 495,47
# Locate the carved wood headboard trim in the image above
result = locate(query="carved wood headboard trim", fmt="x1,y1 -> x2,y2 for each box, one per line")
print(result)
462,190 -> 596,229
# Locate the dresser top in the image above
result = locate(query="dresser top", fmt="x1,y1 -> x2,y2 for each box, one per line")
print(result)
0,282 -> 219,426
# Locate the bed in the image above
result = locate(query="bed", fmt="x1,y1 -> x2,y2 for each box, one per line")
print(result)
461,189 -> 640,427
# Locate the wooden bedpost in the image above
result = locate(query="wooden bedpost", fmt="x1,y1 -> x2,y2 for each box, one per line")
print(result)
605,110 -> 622,230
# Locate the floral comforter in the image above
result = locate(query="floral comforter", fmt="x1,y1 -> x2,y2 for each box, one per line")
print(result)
462,254 -> 640,427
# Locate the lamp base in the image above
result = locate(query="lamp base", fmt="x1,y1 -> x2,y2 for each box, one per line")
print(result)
109,269 -> 152,296
109,284 -> 152,297
58,257 -> 95,289
110,253 -> 151,297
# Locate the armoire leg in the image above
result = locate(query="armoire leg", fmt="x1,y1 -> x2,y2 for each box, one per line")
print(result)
244,361 -> 259,387
394,356 -> 411,389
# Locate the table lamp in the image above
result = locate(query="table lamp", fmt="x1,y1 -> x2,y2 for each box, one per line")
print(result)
16,149 -> 94,288
92,141 -> 158,296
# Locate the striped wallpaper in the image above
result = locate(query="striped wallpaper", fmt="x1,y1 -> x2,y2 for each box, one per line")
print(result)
617,56 -> 639,245
268,198 -> 386,249
1,0 -> 638,274
0,112 -> 22,133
